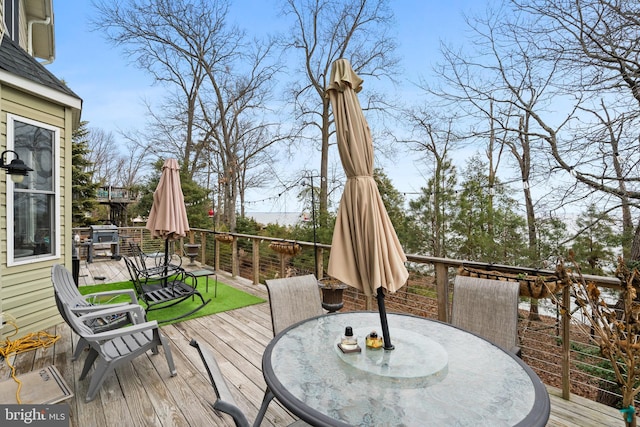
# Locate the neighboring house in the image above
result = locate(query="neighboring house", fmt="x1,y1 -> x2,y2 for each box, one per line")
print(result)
0,0 -> 82,339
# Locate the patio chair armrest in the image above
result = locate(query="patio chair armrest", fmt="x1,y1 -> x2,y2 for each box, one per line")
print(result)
148,253 -> 183,269
138,265 -> 163,277
142,265 -> 184,281
178,271 -> 197,288
69,302 -> 132,314
170,255 -> 183,268
83,289 -> 138,303
77,304 -> 146,323
80,320 -> 160,341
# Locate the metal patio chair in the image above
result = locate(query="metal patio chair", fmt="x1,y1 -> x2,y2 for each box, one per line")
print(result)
123,255 -> 211,322
451,275 -> 522,356
258,275 -> 325,420
128,241 -> 182,280
265,274 -> 324,336
190,339 -> 307,427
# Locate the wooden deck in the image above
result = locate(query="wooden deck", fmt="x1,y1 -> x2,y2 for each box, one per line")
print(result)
0,259 -> 626,426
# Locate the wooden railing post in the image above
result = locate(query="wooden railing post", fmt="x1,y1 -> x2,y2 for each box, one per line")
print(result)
198,232 -> 204,263
200,232 -> 207,265
252,239 -> 260,285
215,238 -> 220,271
232,238 -> 239,277
435,262 -> 449,322
316,247 -> 324,279
279,253 -> 286,278
562,284 -> 571,399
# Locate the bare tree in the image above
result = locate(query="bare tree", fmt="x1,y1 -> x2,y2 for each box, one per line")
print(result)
428,4 -> 582,320
426,1 -> 640,331
235,122 -> 283,217
93,0 -> 287,231
196,36 -> 285,230
400,110 -> 459,258
87,128 -> 122,185
509,0 -> 640,259
430,1 -> 640,257
88,126 -> 150,188
281,0 -> 398,222
93,0 -> 215,176
432,5 -> 571,268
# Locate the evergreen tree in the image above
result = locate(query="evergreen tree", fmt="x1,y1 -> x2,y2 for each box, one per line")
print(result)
374,168 -> 408,247
127,159 -> 163,224
291,180 -> 335,246
180,175 -> 209,229
534,215 -> 569,267
490,197 -> 529,266
127,158 -> 209,228
407,160 -> 457,256
449,156 -> 527,264
71,122 -> 100,226
571,204 -> 619,275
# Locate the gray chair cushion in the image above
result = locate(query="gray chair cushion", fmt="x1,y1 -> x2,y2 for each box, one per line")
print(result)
451,275 -> 521,355
265,275 -> 324,336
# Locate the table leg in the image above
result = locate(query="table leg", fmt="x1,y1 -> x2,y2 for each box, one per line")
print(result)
190,271 -> 217,297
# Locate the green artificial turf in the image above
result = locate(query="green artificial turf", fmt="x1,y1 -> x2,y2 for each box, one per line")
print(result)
78,275 -> 265,325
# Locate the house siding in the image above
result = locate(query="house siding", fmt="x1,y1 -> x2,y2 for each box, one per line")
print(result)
0,84 -> 69,339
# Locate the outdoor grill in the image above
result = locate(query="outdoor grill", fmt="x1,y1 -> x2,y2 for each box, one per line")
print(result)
88,225 -> 121,263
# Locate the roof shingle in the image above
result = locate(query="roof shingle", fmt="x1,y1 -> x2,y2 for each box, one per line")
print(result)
0,34 -> 80,100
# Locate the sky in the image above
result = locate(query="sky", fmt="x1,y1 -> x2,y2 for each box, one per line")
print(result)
47,0 -> 485,217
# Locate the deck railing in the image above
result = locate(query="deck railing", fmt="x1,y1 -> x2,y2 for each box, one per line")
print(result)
74,225 -> 626,409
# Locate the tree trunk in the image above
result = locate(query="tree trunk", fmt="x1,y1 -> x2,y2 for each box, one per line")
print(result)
630,221 -> 640,262
319,99 -> 331,227
621,393 -> 636,427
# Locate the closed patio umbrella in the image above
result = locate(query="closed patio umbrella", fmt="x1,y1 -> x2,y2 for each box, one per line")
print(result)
326,58 -> 409,350
146,159 -> 189,273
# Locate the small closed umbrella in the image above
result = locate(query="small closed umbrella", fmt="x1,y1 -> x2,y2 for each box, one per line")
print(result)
146,159 -> 189,275
326,58 -> 409,350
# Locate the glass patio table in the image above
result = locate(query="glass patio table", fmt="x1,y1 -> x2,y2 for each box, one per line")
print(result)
262,311 -> 550,427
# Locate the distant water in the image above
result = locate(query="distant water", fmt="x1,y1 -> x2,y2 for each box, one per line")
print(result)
246,212 -> 305,227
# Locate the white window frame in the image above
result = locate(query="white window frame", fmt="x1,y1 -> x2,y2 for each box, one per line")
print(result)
6,114 -> 61,266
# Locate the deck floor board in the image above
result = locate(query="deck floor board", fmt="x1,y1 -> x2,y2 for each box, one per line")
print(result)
0,259 -> 627,426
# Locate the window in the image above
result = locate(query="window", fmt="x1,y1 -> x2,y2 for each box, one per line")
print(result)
6,114 -> 60,265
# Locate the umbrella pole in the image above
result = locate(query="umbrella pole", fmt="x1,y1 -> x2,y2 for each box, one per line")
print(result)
164,238 -> 170,285
376,288 -> 394,350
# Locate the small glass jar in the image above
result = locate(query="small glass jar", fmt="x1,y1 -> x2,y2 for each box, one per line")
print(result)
366,330 -> 383,349
341,326 -> 357,349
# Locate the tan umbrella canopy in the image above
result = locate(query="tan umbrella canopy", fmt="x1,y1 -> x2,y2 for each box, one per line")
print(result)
146,158 -> 190,269
326,58 -> 409,349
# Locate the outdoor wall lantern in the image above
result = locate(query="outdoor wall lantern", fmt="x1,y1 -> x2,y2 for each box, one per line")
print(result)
0,150 -> 33,183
